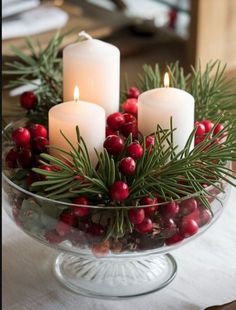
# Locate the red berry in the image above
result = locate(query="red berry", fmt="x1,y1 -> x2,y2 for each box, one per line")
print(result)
183,208 -> 200,224
56,210 -> 77,236
140,197 -> 157,205
87,223 -> 105,236
127,142 -> 143,159
119,157 -> 136,176
103,135 -> 124,155
73,207 -> 89,217
17,148 -> 33,168
39,165 -> 52,171
213,123 -> 224,136
161,218 -> 177,238
122,98 -> 138,115
107,112 -> 125,131
199,209 -> 212,227
26,173 -> 40,186
160,201 -> 179,218
145,206 -> 158,215
140,197 -> 158,215
145,135 -> 155,148
195,135 -> 205,146
196,205 -> 212,223
60,210 -> 77,225
201,120 -> 214,133
52,165 -> 61,172
135,217 -> 153,234
168,9 -> 177,29
56,221 -> 72,237
5,148 -> 18,168
127,87 -> 140,99
73,196 -> 89,205
20,91 -> 37,110
28,124 -> 47,138
180,198 -> 198,216
45,230 -> 64,244
165,232 -> 184,245
12,127 -> 31,147
194,121 -> 205,136
32,136 -> 48,153
179,218 -> 199,238
106,126 -> 117,137
109,181 -> 129,202
128,208 -> 145,224
123,113 -> 136,123
74,174 -> 84,180
72,196 -> 90,217
120,121 -> 138,138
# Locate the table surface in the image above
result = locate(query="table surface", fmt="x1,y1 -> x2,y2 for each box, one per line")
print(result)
3,187 -> 236,310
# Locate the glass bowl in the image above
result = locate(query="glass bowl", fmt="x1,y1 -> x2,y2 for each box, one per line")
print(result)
2,119 -> 231,299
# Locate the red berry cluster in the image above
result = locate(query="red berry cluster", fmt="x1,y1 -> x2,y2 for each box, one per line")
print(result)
45,196 -> 106,244
106,86 -> 140,140
105,139 -> 144,202
5,123 -> 48,170
128,197 -> 158,233
125,196 -> 211,241
6,95 -> 219,252
164,198 -> 212,245
194,119 -> 225,146
103,88 -> 159,204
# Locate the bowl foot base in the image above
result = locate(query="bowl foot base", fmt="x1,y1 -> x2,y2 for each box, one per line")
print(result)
53,253 -> 177,299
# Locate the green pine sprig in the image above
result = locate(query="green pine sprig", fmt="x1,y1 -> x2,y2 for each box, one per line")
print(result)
3,32 -> 70,124
31,119 -> 236,210
135,60 -> 236,123
4,30 -> 236,126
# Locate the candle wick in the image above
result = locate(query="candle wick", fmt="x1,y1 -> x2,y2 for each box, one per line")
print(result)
78,31 -> 92,41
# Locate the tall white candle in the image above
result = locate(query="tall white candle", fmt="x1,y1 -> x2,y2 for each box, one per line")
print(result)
49,87 -> 105,166
63,32 -> 120,116
138,74 -> 195,152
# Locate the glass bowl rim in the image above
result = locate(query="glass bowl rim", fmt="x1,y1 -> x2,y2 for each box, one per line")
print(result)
2,119 -> 229,210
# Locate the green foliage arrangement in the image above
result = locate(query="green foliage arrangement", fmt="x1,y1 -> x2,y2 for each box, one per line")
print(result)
3,33 -> 236,241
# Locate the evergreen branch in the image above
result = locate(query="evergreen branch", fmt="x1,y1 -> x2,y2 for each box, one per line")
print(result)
136,60 -> 236,123
3,32 -> 70,124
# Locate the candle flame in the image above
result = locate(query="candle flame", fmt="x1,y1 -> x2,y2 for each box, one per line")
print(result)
74,86 -> 79,102
164,72 -> 170,88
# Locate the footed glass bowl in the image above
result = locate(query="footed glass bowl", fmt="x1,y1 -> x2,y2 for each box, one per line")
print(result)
2,120 -> 231,299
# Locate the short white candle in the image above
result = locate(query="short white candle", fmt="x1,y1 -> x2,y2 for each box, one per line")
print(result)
138,73 -> 195,152
63,32 -> 120,116
48,87 -> 106,166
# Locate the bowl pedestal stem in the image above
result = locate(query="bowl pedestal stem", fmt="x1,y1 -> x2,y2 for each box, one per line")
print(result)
53,252 -> 177,298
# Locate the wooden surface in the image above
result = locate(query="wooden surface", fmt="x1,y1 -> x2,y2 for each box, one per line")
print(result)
205,300 -> 236,310
2,0 -> 131,57
189,0 -> 236,69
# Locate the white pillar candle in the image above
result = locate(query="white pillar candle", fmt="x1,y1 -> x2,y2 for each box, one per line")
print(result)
63,32 -> 120,116
48,87 -> 105,166
138,73 -> 195,153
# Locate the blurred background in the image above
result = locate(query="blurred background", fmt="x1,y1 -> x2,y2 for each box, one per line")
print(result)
2,0 -> 236,121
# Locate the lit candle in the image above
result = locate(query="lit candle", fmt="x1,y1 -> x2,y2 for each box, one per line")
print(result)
138,73 -> 195,152
63,32 -> 120,116
48,86 -> 106,165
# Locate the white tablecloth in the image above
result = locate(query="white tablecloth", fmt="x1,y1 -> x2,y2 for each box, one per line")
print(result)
3,188 -> 236,310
